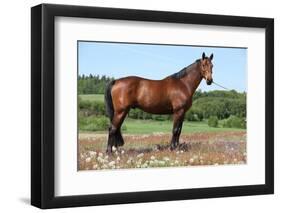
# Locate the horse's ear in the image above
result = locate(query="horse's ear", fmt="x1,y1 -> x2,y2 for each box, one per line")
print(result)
202,52 -> 206,60
210,53 -> 213,60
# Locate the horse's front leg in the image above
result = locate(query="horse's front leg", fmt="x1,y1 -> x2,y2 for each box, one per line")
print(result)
170,109 -> 184,150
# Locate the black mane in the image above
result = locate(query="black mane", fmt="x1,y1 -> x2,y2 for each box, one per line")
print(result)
169,66 -> 188,79
169,60 -> 199,79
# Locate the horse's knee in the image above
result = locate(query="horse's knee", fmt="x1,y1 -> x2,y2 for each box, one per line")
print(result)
109,125 -> 117,135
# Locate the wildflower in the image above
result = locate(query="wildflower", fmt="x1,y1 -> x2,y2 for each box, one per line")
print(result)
189,158 -> 194,163
89,151 -> 97,158
85,157 -> 91,163
150,156 -> 156,160
127,158 -> 133,164
121,150 -> 125,155
137,153 -> 144,158
163,157 -> 170,162
97,156 -> 104,163
137,159 -> 142,165
112,146 -> 117,152
116,156 -> 121,161
141,163 -> 148,168
98,152 -> 103,158
109,161 -> 115,167
92,164 -> 98,169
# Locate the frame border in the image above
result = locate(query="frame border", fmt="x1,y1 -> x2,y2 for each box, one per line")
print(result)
31,3 -> 274,209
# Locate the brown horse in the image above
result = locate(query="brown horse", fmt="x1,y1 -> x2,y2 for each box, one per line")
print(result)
104,52 -> 214,153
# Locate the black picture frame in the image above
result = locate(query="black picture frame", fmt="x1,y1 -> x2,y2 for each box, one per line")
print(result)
31,3 -> 274,209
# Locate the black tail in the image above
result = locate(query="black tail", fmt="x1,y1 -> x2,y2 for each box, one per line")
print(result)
104,80 -> 115,121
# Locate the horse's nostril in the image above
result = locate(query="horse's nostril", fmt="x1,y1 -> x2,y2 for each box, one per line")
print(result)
207,79 -> 213,85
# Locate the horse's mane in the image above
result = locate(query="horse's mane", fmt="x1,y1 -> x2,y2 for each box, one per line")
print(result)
169,59 -> 200,79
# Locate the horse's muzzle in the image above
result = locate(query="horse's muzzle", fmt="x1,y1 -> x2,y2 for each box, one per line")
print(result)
206,79 -> 213,85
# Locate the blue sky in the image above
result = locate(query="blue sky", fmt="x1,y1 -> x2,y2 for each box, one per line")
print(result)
78,41 -> 247,92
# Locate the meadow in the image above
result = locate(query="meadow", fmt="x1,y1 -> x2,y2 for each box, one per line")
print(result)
78,130 -> 246,170
78,94 -> 246,171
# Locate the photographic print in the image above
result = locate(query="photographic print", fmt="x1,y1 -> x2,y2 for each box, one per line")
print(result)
78,41 -> 247,171
31,4 -> 273,208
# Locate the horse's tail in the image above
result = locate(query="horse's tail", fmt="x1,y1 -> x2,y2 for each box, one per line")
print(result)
104,80 -> 115,121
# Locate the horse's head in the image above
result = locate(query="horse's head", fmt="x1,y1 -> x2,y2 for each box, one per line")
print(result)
199,52 -> 214,85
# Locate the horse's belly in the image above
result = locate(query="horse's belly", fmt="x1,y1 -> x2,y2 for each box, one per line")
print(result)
136,100 -> 173,114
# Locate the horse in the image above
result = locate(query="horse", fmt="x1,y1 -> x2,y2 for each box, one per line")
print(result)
104,52 -> 214,153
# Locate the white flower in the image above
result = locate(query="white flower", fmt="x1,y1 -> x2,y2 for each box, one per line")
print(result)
163,157 -> 170,162
89,151 -> 97,157
97,156 -> 104,163
92,164 -> 98,169
137,153 -> 144,158
127,158 -> 133,164
116,156 -> 121,161
109,161 -> 115,167
150,156 -> 156,160
175,160 -> 179,164
189,158 -> 194,163
112,146 -> 117,152
101,165 -> 108,169
137,159 -> 142,165
141,163 -> 148,168
85,157 -> 91,163
98,152 -> 103,158
121,150 -> 125,155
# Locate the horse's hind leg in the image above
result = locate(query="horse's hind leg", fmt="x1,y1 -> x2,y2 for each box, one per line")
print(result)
106,110 -> 128,153
170,109 -> 185,150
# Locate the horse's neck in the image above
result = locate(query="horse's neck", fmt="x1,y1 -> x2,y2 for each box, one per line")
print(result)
181,66 -> 203,95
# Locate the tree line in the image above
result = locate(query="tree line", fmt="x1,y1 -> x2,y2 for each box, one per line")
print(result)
78,74 -> 114,94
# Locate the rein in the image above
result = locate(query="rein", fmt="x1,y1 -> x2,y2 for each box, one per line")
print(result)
212,81 -> 230,90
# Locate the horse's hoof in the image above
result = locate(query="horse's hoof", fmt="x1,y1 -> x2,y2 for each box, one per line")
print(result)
106,148 -> 112,154
170,145 -> 176,151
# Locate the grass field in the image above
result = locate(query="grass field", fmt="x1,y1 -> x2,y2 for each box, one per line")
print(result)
80,94 -> 104,102
122,119 -> 242,134
82,118 -> 243,134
